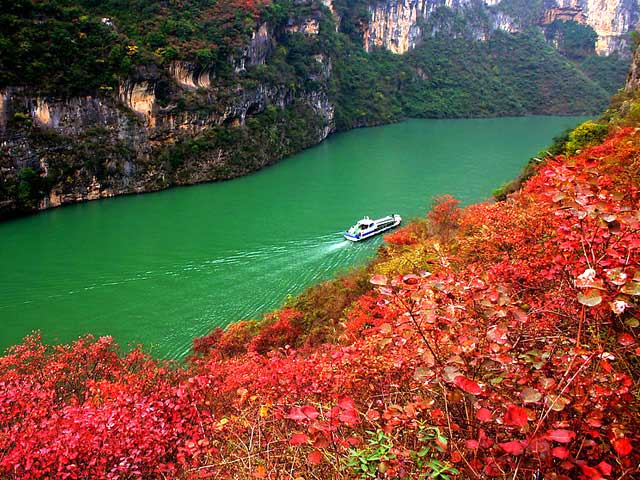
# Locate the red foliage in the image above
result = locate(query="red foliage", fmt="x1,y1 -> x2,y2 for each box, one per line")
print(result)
191,326 -> 223,355
0,335 -> 209,479
428,194 -> 461,225
248,309 -> 302,354
428,194 -> 461,241
343,291 -> 399,338
613,437 -> 633,456
504,405 -> 529,427
454,375 -> 483,395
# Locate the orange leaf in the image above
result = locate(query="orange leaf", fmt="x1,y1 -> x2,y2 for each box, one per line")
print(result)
252,465 -> 266,479
307,450 -> 323,465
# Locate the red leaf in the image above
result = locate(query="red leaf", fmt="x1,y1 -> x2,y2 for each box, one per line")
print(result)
618,333 -> 636,346
338,410 -> 358,425
454,376 -> 482,395
346,436 -> 361,446
287,406 -> 318,421
286,407 -> 306,422
338,396 -> 355,411
504,405 -> 529,427
552,446 -> 570,459
465,439 -> 479,449
612,437 -> 633,456
290,433 -> 309,446
476,408 -> 492,422
301,405 -> 319,420
499,441 -> 525,455
579,464 -> 604,480
597,461 -> 612,476
546,429 -> 576,443
307,450 -> 323,465
366,409 -> 380,421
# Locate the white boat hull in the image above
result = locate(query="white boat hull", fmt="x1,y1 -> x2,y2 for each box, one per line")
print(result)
343,214 -> 402,242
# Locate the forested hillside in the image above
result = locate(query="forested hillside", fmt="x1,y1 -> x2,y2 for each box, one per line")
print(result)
0,0 -> 630,219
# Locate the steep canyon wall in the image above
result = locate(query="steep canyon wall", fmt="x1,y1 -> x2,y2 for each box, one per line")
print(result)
363,0 -> 640,55
0,6 -> 335,217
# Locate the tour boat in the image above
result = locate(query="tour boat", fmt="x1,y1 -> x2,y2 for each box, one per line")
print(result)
343,214 -> 402,242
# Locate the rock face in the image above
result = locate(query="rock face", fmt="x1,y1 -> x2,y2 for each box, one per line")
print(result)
625,43 -> 640,91
169,62 -> 213,90
0,7 -> 336,219
363,0 -> 640,55
364,0 -> 430,54
568,0 -> 639,55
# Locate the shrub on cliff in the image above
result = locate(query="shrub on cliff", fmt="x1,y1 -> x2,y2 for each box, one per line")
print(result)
564,120 -> 609,155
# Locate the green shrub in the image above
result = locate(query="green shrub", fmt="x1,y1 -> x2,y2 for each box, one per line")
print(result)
564,121 -> 609,155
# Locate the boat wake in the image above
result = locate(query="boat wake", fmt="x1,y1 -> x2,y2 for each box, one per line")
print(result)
162,234 -> 375,358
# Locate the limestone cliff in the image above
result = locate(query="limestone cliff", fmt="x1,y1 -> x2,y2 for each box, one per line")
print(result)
625,42 -> 640,91
546,0 -> 640,55
363,0 -> 640,55
0,6 -> 335,218
363,0 -> 507,53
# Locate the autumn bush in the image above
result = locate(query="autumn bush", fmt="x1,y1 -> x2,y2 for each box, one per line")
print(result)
1,126 -> 639,479
248,309 -> 303,354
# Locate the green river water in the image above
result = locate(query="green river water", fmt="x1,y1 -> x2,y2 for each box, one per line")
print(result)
0,117 -> 586,358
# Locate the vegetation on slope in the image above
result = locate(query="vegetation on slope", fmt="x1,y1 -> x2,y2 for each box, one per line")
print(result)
1,102 -> 639,478
403,30 -> 611,118
0,1 -> 631,220
0,1 -> 626,111
0,0 -> 271,95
